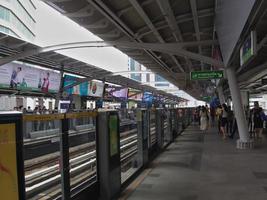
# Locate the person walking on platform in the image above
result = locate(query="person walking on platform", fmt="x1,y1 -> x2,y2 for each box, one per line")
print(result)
250,101 -> 266,140
220,104 -> 228,140
200,106 -> 208,131
216,105 -> 222,134
196,106 -> 201,126
210,107 -> 216,127
227,106 -> 234,135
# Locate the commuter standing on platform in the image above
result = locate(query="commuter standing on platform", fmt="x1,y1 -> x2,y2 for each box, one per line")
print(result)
220,104 -> 228,140
197,106 -> 201,126
210,107 -> 216,127
216,105 -> 222,134
227,106 -> 234,135
200,106 -> 208,131
250,101 -> 266,140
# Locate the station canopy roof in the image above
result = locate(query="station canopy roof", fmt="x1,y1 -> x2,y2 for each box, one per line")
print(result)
0,32 -> 184,102
43,0 -> 219,99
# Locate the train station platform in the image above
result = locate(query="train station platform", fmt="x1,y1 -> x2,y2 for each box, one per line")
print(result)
121,125 -> 267,200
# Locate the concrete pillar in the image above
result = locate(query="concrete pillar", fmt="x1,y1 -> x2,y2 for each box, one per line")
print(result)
217,86 -> 225,104
226,67 -> 253,149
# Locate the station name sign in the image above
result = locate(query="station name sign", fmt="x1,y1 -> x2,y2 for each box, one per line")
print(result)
190,70 -> 224,80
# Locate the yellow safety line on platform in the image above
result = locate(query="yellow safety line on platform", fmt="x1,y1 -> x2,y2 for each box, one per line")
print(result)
118,168 -> 152,200
65,112 -> 97,119
23,114 -> 64,121
119,157 -> 161,200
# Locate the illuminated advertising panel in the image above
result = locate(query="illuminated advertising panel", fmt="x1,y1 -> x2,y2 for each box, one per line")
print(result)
128,89 -> 143,101
0,123 -> 19,200
0,63 -> 60,93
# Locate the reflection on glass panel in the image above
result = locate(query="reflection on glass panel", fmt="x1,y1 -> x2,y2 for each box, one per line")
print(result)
119,109 -> 140,184
68,114 -> 97,196
23,115 -> 62,200
163,117 -> 168,145
149,111 -> 156,147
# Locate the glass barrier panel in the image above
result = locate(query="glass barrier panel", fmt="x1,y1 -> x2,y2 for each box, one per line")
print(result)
67,113 -> 97,196
23,114 -> 63,200
149,111 -> 156,147
163,113 -> 168,145
119,109 -> 140,184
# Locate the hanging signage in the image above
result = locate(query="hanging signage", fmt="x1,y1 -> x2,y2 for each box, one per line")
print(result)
240,31 -> 256,66
64,75 -> 88,96
202,96 -> 212,102
128,89 -> 143,101
105,86 -> 128,100
190,70 -> 224,80
0,63 -> 60,93
88,81 -> 104,97
63,75 -> 104,97
0,123 -> 19,200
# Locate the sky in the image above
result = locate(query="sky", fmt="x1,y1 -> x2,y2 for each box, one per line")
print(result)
34,0 -> 128,73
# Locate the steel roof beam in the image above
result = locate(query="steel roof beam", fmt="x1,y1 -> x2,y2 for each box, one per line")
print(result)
190,0 -> 204,70
156,0 -> 194,71
87,0 -> 173,76
156,0 -> 183,41
0,40 -> 220,67
136,8 -> 214,38
42,0 -> 70,3
129,0 -> 184,73
65,5 -> 94,17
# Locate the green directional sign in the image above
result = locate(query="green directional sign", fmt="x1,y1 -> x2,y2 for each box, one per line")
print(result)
202,96 -> 212,102
190,70 -> 224,80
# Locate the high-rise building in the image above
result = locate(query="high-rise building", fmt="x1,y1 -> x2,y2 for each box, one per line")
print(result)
0,0 -> 36,42
128,58 -> 171,89
128,57 -> 142,82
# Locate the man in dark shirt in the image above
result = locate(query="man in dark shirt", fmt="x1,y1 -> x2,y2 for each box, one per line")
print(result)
250,101 -> 265,140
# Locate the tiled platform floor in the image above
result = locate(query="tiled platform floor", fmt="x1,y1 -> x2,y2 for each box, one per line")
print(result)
125,125 -> 267,200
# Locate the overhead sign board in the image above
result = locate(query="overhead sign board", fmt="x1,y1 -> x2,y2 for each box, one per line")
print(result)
202,96 -> 212,102
190,71 -> 224,80
240,31 -> 256,66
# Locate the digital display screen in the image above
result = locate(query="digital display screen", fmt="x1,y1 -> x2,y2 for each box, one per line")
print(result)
128,89 -> 143,101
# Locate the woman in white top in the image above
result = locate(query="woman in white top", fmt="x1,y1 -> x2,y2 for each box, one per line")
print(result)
200,106 -> 208,131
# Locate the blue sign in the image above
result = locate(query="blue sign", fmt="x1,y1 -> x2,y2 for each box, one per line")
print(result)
143,92 -> 153,108
96,99 -> 103,108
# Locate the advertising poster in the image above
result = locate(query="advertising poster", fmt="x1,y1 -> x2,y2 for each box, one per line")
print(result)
143,92 -> 153,108
143,92 -> 153,102
105,86 -> 128,100
88,81 -> 104,97
63,75 -> 88,96
113,88 -> 128,99
0,123 -> 19,200
64,75 -> 104,97
109,115 -> 118,157
0,62 -> 60,93
128,89 -> 143,101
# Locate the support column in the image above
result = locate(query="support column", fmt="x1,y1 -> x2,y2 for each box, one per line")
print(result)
217,86 -> 225,104
226,67 -> 253,149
